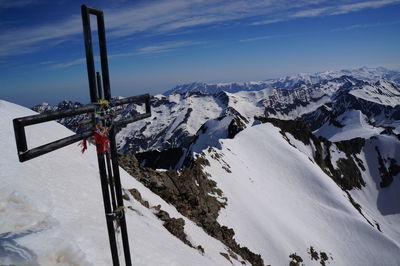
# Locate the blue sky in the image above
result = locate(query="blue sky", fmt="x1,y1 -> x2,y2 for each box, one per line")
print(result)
1,0 -> 400,107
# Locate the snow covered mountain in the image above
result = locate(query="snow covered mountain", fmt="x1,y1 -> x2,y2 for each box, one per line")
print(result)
165,67 -> 400,95
164,81 -> 272,95
3,99 -> 400,265
32,69 -> 400,169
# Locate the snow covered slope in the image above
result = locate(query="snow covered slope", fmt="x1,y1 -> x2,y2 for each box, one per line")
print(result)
201,123 -> 400,265
349,80 -> 400,107
350,134 -> 400,242
0,100 -> 249,266
314,109 -> 383,141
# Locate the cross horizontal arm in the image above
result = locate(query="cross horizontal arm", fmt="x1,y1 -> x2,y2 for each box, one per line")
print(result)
82,5 -> 103,16
113,113 -> 151,128
109,93 -> 151,128
13,105 -> 96,162
15,105 -> 95,127
109,94 -> 150,108
17,130 -> 93,162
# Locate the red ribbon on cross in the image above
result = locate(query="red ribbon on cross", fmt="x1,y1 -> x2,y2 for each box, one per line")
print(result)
80,131 -> 110,154
93,131 -> 110,153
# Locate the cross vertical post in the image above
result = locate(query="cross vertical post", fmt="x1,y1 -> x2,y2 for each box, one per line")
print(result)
81,5 -> 133,266
81,5 -> 122,265
97,72 -> 103,100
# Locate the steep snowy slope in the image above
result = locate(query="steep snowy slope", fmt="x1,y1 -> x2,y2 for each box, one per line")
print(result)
350,134 -> 400,243
301,79 -> 400,133
314,109 -> 383,141
200,123 -> 400,265
0,100 -> 248,266
349,80 -> 400,107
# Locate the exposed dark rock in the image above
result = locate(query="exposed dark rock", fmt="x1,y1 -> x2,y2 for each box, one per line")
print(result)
335,138 -> 365,155
308,246 -> 319,261
197,245 -> 205,254
220,252 -> 233,264
380,126 -> 395,136
164,218 -> 191,246
389,158 -> 400,177
375,146 -> 393,188
255,117 -> 313,145
307,247 -> 333,266
228,115 -> 247,138
153,208 -> 193,247
375,222 -> 382,232
200,124 -> 208,133
127,188 -> 150,208
135,147 -> 184,170
289,253 -> 303,266
300,104 -> 331,131
329,117 -> 344,128
335,158 -> 365,190
319,252 -> 329,266
345,191 -> 374,227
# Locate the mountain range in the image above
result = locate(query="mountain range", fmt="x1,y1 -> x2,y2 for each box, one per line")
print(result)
3,66 -> 399,265
164,66 -> 400,95
32,67 -> 400,167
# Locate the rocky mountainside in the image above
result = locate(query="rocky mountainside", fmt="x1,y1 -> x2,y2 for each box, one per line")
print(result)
32,68 -> 400,170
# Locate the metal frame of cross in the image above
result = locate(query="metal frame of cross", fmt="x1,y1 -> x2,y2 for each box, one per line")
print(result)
12,5 -> 151,266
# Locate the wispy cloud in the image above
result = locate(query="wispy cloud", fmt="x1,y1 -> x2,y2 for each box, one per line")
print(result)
1,0 -> 399,57
251,18 -> 283,26
137,41 -> 203,54
252,0 -> 400,25
0,0 -> 37,9
0,16 -> 81,56
239,31 -> 314,43
52,58 -> 88,68
331,0 -> 399,15
331,20 -> 400,32
239,35 -> 273,42
51,40 -> 201,68
291,7 -> 331,18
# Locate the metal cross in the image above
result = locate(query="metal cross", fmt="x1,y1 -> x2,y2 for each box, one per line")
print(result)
12,5 -> 151,266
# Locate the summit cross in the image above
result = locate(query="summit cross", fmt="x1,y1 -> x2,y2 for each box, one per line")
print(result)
12,5 -> 151,266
